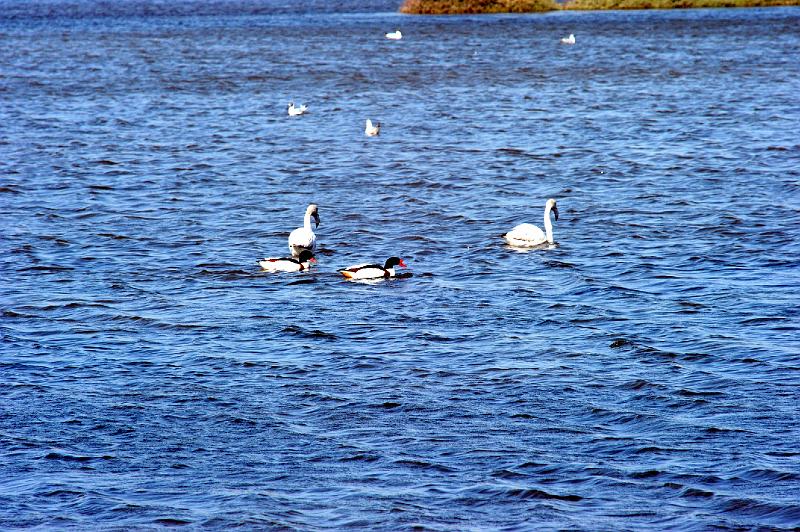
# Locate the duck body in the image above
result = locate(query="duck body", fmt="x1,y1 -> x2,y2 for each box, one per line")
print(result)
259,250 -> 316,272
365,119 -> 381,136
339,257 -> 406,280
503,198 -> 559,247
288,204 -> 320,257
385,30 -> 402,40
561,34 -> 576,45
287,102 -> 308,116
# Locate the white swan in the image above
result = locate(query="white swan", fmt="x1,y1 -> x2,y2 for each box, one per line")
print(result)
385,30 -> 402,40
288,204 -> 320,257
560,34 -> 575,45
287,102 -> 308,116
365,119 -> 381,136
503,198 -> 559,247
339,257 -> 407,280
259,250 -> 316,272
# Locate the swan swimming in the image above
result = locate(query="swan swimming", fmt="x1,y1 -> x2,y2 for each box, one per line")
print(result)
385,30 -> 402,40
259,250 -> 316,272
560,34 -> 576,45
503,198 -> 559,247
365,119 -> 381,136
288,204 -> 320,257
339,257 -> 407,280
287,102 -> 308,116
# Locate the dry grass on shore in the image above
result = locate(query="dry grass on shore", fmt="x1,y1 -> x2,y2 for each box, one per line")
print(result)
399,0 -> 559,14
400,0 -> 798,11
564,0 -> 797,9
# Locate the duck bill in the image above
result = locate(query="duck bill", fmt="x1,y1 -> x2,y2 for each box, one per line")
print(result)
399,259 -> 407,268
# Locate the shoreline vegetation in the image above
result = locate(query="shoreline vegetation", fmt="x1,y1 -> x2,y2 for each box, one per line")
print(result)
399,0 -> 799,13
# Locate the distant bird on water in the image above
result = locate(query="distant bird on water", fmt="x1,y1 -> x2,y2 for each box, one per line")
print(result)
365,119 -> 381,136
287,102 -> 308,116
385,30 -> 402,40
561,34 -> 576,45
503,198 -> 559,247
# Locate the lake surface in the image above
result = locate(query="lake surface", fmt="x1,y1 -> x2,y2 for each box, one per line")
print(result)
2,1 -> 799,528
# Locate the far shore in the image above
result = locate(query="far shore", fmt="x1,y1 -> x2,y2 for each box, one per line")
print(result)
399,0 -> 799,13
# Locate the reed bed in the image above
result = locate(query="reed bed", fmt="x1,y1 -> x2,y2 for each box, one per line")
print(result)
399,0 -> 559,14
400,0 -> 798,11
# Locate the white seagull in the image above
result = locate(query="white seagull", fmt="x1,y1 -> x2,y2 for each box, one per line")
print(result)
385,30 -> 402,40
365,119 -> 381,136
503,198 -> 559,247
287,102 -> 308,116
288,204 -> 320,257
561,34 -> 576,45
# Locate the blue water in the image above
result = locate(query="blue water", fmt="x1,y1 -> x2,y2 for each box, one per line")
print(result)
2,1 -> 800,528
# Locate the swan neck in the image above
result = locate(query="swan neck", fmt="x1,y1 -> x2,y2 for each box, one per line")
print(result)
544,207 -> 554,244
304,210 -> 313,232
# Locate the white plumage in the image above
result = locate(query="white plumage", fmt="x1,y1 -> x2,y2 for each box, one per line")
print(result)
339,257 -> 406,280
365,119 -> 381,136
287,102 -> 308,116
259,250 -> 316,272
288,204 -> 320,257
385,30 -> 402,40
503,198 -> 559,247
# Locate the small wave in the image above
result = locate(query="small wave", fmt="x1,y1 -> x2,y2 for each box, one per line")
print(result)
44,451 -> 114,462
281,325 -> 338,341
682,487 -> 715,498
154,518 -> 193,526
720,497 -> 800,524
393,459 -> 455,473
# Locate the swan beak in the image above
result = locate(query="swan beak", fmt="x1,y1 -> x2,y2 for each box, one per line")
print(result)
313,212 -> 320,227
552,205 -> 559,222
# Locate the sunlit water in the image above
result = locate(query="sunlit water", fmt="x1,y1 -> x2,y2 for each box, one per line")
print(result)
2,1 -> 799,528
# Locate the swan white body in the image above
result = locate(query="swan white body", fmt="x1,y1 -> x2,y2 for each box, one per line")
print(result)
259,250 -> 316,272
561,34 -> 576,45
365,119 -> 381,136
503,198 -> 559,247
288,204 -> 320,257
287,102 -> 308,116
339,257 -> 406,280
385,30 -> 402,40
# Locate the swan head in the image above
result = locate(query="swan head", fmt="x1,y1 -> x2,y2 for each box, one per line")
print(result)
384,257 -> 406,269
288,102 -> 293,108
546,198 -> 559,221
297,250 -> 316,264
307,204 -> 320,227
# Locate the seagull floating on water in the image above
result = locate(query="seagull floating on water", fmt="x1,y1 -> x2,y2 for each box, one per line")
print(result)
503,198 -> 559,247
339,257 -> 407,280
365,119 -> 381,136
560,34 -> 576,45
259,250 -> 316,272
385,30 -> 402,40
287,102 -> 308,116
288,204 -> 320,257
